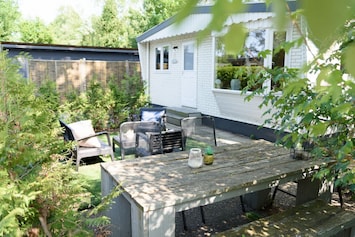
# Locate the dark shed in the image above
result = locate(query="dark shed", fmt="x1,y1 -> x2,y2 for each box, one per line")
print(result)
1,42 -> 139,61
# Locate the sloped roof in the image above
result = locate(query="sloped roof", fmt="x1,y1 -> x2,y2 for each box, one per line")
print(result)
136,1 -> 298,43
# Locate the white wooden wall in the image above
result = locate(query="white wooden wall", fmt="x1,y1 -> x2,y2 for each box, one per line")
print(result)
140,18 -> 308,127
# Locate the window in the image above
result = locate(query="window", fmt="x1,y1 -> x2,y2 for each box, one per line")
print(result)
155,46 -> 169,70
184,43 -> 194,70
216,29 -> 266,67
215,30 -> 266,90
272,31 -> 286,69
271,31 -> 287,90
215,29 -> 289,91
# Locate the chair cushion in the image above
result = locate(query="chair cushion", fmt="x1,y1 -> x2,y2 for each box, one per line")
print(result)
68,120 -> 101,148
141,110 -> 165,124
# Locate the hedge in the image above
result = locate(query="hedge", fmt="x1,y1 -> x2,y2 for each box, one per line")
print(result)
216,66 -> 266,90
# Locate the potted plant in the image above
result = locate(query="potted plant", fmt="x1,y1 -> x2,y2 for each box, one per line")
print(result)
203,146 -> 214,165
230,69 -> 241,90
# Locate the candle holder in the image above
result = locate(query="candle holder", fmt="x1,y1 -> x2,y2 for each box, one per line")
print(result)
188,148 -> 203,168
290,141 -> 312,160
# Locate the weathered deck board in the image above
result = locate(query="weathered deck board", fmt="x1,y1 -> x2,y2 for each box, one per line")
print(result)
213,199 -> 355,237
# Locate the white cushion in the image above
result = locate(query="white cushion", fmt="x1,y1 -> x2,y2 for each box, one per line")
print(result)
68,120 -> 101,148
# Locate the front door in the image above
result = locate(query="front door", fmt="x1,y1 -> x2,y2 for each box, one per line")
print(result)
181,41 -> 197,108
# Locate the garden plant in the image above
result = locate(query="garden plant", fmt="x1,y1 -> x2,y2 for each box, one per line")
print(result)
0,50 -> 127,236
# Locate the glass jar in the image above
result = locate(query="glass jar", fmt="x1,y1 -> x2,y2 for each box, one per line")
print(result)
188,148 -> 203,168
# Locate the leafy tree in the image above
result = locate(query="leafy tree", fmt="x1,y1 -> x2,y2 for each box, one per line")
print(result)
19,18 -> 53,44
50,6 -> 84,45
0,0 -> 20,41
180,0 -> 355,190
127,0 -> 188,47
84,0 -> 126,47
142,0 -> 188,30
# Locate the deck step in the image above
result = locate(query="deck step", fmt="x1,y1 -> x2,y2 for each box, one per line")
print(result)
165,107 -> 201,126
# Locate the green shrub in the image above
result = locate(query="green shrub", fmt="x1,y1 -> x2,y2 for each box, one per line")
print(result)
59,89 -> 88,123
37,79 -> 60,116
0,50 -> 113,236
216,66 -> 235,88
109,73 -> 149,126
59,78 -> 115,130
85,78 -> 115,130
60,73 -> 148,130
216,66 -> 266,91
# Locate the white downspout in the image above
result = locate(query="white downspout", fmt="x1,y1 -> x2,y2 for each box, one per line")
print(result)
146,42 -> 150,97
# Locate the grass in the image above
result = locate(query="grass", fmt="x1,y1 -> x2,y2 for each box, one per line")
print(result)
77,137 -> 210,207
77,145 -> 122,207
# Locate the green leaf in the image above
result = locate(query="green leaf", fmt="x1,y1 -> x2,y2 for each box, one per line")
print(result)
311,122 -> 328,136
301,0 -> 352,51
343,43 -> 355,78
302,113 -> 314,124
338,140 -> 353,160
315,68 -> 329,87
174,0 -> 200,24
224,23 -> 247,55
326,70 -> 343,86
259,49 -> 271,58
272,0 -> 288,30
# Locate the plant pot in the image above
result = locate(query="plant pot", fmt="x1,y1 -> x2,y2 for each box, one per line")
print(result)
203,154 -> 214,165
215,79 -> 221,88
230,79 -> 241,90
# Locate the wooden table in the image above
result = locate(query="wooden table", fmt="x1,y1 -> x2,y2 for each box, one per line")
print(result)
101,140 -> 329,237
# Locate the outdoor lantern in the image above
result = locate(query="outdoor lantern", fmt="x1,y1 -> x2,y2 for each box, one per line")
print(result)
188,148 -> 203,168
290,141 -> 312,160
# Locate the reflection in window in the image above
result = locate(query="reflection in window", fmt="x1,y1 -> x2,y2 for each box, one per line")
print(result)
272,31 -> 287,90
216,30 -> 265,67
163,46 -> 169,70
155,46 -> 169,70
272,31 -> 286,68
215,30 -> 266,90
155,48 -> 161,70
184,43 -> 194,70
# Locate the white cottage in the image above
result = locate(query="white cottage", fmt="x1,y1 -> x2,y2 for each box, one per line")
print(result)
136,1 -> 309,140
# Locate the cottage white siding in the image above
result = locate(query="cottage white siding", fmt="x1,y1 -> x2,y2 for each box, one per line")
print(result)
137,2 -> 308,128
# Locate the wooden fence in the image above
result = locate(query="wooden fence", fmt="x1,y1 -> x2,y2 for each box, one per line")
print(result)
27,59 -> 141,97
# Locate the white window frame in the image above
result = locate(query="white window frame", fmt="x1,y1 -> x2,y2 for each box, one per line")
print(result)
155,45 -> 170,71
214,27 -> 290,93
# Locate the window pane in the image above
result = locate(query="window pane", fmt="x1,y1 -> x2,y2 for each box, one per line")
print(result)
272,31 -> 287,90
184,43 -> 194,70
163,46 -> 169,70
272,31 -> 286,68
156,47 -> 161,70
244,30 -> 265,66
215,30 -> 266,90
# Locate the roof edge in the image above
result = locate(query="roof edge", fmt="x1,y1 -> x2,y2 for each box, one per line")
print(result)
136,1 -> 298,43
1,41 -> 138,54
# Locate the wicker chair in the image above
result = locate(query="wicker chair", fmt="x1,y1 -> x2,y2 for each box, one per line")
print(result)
59,120 -> 114,171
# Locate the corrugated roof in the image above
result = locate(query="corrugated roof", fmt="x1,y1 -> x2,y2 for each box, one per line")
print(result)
136,1 -> 298,43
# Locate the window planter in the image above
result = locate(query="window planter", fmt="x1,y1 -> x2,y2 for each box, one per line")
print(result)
216,66 -> 266,91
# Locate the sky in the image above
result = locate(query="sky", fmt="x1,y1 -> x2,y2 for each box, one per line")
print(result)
17,0 -> 103,24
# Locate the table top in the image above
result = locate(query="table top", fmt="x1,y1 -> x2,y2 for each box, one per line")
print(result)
101,139 -> 326,212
